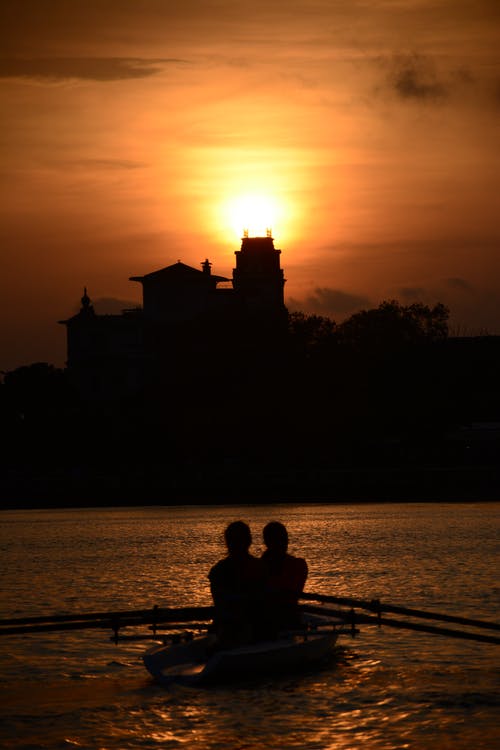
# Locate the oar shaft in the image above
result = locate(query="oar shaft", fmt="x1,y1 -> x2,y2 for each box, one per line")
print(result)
0,619 -> 140,636
367,603 -> 500,631
374,616 -> 500,645
300,593 -> 500,632
0,618 -> 213,636
0,606 -> 214,635
0,609 -> 153,627
302,604 -> 500,646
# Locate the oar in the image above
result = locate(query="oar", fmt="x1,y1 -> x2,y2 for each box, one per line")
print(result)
301,603 -> 500,646
300,593 -> 500,632
302,603 -> 500,645
0,609 -> 151,626
0,606 -> 214,636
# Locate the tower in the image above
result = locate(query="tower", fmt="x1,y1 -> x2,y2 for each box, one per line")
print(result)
232,233 -> 287,324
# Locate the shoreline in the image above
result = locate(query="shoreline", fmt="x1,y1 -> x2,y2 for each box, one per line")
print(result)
2,464 -> 499,509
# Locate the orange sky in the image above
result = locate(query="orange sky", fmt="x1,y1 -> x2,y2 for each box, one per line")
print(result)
1,0 -> 500,371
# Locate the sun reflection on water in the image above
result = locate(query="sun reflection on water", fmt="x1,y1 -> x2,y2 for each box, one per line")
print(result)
1,503 -> 499,749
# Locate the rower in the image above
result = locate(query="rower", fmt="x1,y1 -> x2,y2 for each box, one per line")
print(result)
208,521 -> 266,647
261,521 -> 308,634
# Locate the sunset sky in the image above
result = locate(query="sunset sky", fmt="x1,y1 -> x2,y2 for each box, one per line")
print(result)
1,0 -> 499,371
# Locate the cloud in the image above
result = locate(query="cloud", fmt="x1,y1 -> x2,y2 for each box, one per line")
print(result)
68,158 -> 147,170
288,287 -> 372,318
446,277 -> 473,292
393,279 -> 474,307
93,297 -> 141,314
0,57 -> 183,82
377,53 -> 500,110
398,286 -> 427,301
385,52 -> 448,101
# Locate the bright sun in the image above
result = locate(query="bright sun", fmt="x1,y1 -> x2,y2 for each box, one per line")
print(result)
224,193 -> 283,239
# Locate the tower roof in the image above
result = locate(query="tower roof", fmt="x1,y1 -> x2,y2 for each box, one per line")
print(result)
239,236 -> 279,253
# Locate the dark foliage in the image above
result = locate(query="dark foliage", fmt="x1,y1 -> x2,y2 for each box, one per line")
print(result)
2,362 -> 70,416
336,300 -> 449,350
2,301 -> 500,505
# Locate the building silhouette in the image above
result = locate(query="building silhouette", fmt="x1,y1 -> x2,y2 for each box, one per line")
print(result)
59,234 -> 288,400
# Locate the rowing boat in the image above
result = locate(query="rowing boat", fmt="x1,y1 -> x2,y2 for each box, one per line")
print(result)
143,614 -> 343,685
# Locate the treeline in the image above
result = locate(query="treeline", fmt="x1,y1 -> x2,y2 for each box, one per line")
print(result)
1,300 -> 499,505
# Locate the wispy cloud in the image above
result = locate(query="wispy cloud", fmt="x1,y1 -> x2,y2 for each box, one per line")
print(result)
0,57 -> 184,82
384,52 -> 448,101
398,286 -> 428,300
288,287 -> 372,317
93,297 -> 141,314
445,277 -> 473,292
68,158 -> 147,170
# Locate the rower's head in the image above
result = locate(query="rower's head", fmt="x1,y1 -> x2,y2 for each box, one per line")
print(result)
263,521 -> 289,554
224,520 -> 252,555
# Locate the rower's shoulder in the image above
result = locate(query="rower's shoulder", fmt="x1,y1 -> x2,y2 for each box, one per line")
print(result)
208,557 -> 231,579
287,553 -> 307,564
286,553 -> 308,575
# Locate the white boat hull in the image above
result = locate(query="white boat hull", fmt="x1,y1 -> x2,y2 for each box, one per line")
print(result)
143,626 -> 340,685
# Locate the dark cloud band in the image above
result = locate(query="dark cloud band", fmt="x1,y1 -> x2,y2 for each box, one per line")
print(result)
0,57 -> 184,82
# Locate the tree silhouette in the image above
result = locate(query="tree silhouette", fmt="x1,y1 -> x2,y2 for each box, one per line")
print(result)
336,300 -> 449,352
2,362 -> 69,419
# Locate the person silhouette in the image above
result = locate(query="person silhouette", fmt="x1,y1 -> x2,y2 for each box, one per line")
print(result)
261,521 -> 308,632
208,521 -> 266,647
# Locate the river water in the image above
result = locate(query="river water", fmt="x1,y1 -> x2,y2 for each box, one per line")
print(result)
0,502 -> 499,750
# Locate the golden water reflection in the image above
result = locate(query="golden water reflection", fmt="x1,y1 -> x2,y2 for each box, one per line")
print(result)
1,503 -> 499,750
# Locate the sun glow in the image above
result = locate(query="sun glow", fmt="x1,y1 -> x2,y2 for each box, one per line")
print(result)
223,193 -> 284,239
